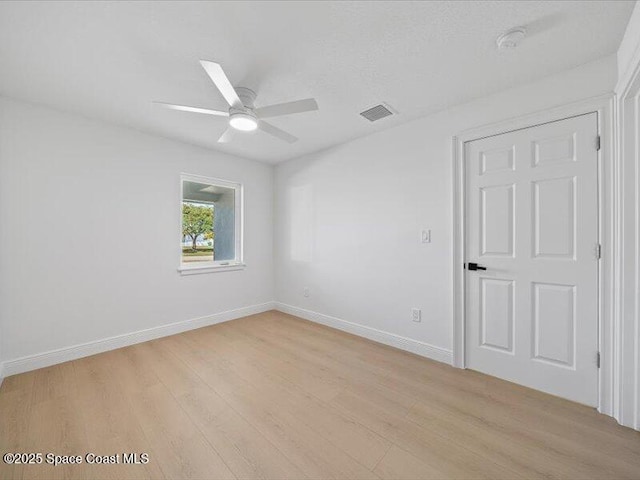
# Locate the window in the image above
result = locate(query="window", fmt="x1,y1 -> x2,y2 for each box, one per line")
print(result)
179,174 -> 243,274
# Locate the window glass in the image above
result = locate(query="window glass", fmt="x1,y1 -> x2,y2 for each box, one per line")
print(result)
181,178 -> 239,266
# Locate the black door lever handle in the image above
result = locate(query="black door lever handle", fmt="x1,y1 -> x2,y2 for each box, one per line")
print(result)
466,262 -> 487,271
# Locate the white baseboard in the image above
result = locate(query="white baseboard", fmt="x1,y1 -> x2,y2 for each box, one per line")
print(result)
1,301 -> 452,380
275,302 -> 453,365
2,302 -> 276,377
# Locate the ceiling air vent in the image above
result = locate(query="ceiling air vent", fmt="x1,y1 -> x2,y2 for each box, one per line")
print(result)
360,103 -> 395,122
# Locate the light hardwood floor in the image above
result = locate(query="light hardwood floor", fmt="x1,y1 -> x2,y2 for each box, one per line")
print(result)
1,310 -> 639,480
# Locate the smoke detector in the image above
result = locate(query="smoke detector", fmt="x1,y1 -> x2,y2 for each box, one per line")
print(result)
496,27 -> 526,50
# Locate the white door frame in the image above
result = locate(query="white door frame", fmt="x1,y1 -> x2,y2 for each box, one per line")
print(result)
614,51 -> 640,430
452,94 -> 616,417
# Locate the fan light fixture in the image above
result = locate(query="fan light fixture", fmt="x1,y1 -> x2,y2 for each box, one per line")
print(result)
154,60 -> 319,144
229,112 -> 258,131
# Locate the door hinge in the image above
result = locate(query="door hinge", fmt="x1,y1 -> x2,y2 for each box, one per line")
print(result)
596,135 -> 601,151
595,243 -> 602,260
596,352 -> 601,368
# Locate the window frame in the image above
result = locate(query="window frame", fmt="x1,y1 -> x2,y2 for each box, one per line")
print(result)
178,173 -> 244,275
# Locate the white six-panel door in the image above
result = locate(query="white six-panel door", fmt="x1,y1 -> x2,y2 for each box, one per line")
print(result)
465,113 -> 599,406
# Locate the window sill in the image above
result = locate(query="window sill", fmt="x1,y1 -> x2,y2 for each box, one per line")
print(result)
178,263 -> 246,276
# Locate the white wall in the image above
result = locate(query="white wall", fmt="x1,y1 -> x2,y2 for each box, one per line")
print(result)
0,97 -> 274,364
0,43 -> 632,427
617,0 -> 640,83
275,55 -> 617,358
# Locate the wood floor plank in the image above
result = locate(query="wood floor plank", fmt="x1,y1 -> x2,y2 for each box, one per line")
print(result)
226,362 -> 391,471
222,315 -> 419,413
161,329 -> 379,479
30,361 -> 78,406
22,393 -> 90,480
330,390 -> 523,480
73,353 -> 166,480
246,313 -> 640,463
373,445 -> 446,480
407,399 -> 640,480
183,400 -> 308,480
405,368 -> 640,461
1,310 -> 639,480
0,388 -> 34,480
126,383 -> 235,480
175,328 -> 393,471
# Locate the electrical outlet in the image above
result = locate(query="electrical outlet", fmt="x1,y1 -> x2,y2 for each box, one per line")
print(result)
412,308 -> 421,322
303,287 -> 310,298
421,229 -> 431,243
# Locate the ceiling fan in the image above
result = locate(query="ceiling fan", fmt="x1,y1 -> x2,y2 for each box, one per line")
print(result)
154,60 -> 318,144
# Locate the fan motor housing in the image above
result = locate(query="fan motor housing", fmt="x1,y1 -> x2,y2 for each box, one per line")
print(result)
234,87 -> 257,109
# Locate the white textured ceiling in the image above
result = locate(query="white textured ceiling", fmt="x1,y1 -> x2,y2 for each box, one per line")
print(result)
0,1 -> 634,163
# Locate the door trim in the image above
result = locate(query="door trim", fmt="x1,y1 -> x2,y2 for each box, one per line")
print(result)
614,52 -> 640,430
452,94 -> 616,417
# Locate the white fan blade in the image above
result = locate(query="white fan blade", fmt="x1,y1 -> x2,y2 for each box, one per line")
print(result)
255,98 -> 318,118
154,102 -> 229,116
200,60 -> 242,108
217,127 -> 235,143
259,121 -> 298,143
